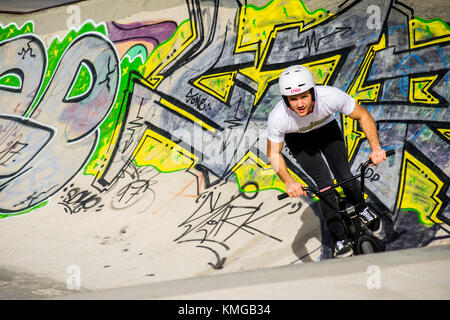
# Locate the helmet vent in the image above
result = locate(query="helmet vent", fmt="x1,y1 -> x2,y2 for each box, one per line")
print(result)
278,65 -> 315,97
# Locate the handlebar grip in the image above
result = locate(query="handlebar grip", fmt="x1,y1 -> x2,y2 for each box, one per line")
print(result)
386,149 -> 395,157
277,193 -> 289,200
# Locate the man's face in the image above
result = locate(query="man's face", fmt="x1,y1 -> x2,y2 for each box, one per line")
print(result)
287,90 -> 314,117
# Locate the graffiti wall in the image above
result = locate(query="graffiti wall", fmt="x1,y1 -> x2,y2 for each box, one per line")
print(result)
0,0 -> 449,266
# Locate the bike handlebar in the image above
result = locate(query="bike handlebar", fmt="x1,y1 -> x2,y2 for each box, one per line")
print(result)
277,149 -> 395,201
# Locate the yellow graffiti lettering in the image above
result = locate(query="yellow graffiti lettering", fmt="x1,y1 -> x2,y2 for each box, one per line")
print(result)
192,71 -> 237,103
144,20 -> 196,88
236,0 -> 332,105
409,17 -> 450,49
397,150 -> 444,226
134,129 -> 198,173
342,34 -> 386,161
232,151 -> 308,194
409,74 -> 440,104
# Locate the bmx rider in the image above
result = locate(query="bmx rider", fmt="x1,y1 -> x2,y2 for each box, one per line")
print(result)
266,65 -> 387,258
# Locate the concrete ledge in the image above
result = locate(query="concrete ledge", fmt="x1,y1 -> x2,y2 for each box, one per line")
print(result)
57,244 -> 450,300
2,0 -> 447,37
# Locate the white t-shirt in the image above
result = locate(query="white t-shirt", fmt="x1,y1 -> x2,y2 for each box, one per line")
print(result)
267,85 -> 356,143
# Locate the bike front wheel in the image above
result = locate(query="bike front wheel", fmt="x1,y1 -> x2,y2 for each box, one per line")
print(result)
359,240 -> 376,254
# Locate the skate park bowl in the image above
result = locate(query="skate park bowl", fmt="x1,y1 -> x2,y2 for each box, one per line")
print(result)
0,0 -> 449,299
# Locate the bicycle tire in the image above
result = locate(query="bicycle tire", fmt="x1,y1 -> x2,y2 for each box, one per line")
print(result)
360,240 -> 376,254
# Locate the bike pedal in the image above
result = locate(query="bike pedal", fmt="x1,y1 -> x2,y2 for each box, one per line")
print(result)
345,206 -> 358,218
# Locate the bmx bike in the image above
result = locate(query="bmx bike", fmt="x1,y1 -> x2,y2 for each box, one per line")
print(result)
278,149 -> 395,256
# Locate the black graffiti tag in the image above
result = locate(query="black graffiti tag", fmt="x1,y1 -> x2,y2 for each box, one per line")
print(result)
59,184 -> 104,214
185,88 -> 211,111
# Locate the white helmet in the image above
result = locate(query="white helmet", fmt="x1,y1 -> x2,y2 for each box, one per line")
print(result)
278,65 -> 315,97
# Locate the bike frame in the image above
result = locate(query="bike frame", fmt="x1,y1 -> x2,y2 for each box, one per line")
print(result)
277,149 -> 395,255
278,149 -> 395,215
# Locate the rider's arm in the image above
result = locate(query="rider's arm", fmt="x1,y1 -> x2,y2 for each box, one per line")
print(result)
267,139 -> 306,197
347,102 -> 386,165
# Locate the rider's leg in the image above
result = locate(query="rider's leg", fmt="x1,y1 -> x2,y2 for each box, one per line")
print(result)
285,133 -> 347,243
296,153 -> 346,241
317,121 -> 365,208
318,121 -> 381,232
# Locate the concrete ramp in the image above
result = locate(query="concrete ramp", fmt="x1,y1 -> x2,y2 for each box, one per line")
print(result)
0,0 -> 449,298
57,244 -> 450,300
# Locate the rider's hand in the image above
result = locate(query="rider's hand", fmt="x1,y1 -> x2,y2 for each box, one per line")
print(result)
286,181 -> 307,198
369,148 -> 386,165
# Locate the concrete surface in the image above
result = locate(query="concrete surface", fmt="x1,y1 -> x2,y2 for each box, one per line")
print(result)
0,0 -> 83,14
56,244 -> 450,299
0,0 -> 449,301
0,265 -> 86,299
1,244 -> 448,300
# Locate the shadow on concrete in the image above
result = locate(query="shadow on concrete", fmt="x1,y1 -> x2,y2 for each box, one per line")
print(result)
291,201 -> 333,263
